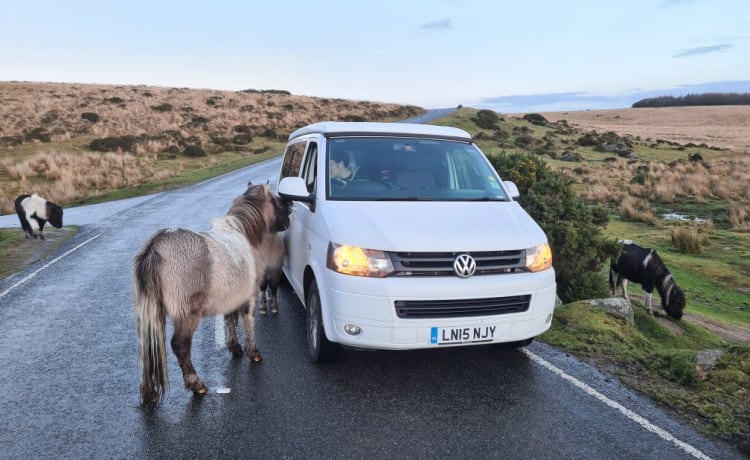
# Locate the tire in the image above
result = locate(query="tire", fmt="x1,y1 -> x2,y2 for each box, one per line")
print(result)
306,282 -> 339,363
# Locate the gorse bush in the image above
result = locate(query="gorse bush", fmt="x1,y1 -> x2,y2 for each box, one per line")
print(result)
489,152 -> 618,302
474,109 -> 500,130
80,112 -> 100,122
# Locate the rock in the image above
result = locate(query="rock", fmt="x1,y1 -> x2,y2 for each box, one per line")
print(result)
585,298 -> 634,324
561,151 -> 582,162
694,349 -> 725,380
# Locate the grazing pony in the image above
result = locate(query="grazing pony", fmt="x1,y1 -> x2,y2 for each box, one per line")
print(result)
609,240 -> 685,320
14,194 -> 63,240
133,183 -> 290,407
256,232 -> 286,315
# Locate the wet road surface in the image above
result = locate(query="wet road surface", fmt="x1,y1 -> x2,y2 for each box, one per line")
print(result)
0,158 -> 743,459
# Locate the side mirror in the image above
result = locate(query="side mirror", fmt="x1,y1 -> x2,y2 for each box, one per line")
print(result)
503,180 -> 520,199
278,177 -> 315,210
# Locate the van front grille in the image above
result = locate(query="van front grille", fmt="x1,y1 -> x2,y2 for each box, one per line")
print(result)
394,295 -> 531,319
389,250 -> 526,276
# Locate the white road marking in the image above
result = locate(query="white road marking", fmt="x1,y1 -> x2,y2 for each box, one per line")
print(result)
0,233 -> 102,300
522,348 -> 713,460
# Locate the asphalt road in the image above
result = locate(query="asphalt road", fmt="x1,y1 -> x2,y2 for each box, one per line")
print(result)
0,148 -> 743,458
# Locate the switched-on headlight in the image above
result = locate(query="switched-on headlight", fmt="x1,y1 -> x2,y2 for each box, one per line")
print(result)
526,243 -> 553,272
327,243 -> 394,277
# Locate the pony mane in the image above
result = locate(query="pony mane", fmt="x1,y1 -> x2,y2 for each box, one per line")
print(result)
225,185 -> 270,247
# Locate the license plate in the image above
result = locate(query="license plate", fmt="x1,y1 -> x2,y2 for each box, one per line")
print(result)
430,325 -> 496,345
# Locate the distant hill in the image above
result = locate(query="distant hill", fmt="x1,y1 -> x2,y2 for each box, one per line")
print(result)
0,81 -> 423,151
632,92 -> 750,108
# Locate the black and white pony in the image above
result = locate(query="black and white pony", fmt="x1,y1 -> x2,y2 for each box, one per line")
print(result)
609,240 -> 685,320
133,183 -> 290,407
14,193 -> 63,240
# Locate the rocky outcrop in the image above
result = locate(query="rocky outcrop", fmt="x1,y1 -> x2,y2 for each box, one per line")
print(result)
584,298 -> 634,324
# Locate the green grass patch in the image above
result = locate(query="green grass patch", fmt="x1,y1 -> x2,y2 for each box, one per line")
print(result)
0,227 -> 78,280
0,229 -> 25,280
542,302 -> 749,452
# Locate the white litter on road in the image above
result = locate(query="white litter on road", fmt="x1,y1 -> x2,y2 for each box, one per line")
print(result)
216,388 -> 231,394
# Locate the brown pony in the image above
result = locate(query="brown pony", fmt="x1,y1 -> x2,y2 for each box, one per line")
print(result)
133,183 -> 290,407
256,232 -> 286,315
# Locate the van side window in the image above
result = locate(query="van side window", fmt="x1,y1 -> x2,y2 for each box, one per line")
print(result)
301,142 -> 318,193
280,141 -> 307,179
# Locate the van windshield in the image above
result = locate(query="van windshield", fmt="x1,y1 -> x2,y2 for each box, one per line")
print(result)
326,137 -> 510,201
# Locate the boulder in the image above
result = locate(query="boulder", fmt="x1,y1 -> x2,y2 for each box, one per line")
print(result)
694,349 -> 725,380
585,298 -> 634,324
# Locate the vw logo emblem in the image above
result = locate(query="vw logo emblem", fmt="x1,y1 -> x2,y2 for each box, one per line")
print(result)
453,254 -> 476,278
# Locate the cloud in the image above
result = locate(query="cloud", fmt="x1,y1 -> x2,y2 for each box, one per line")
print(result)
674,44 -> 732,58
420,18 -> 451,31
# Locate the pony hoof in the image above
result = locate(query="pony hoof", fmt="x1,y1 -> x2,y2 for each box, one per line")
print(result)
259,309 -> 267,316
193,384 -> 208,395
251,354 -> 263,363
271,308 -> 278,315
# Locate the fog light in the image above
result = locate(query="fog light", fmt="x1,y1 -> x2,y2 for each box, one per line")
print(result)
545,313 -> 553,324
344,324 -> 362,336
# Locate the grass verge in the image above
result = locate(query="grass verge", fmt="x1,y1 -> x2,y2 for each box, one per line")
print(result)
540,302 -> 749,454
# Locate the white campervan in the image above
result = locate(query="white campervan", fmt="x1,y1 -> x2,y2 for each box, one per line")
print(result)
277,122 -> 556,363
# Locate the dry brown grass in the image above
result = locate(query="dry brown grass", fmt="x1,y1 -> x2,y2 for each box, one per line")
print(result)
566,156 -> 750,212
535,106 -> 750,153
0,82 -> 423,214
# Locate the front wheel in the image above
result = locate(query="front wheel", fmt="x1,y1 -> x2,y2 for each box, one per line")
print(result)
306,282 -> 339,363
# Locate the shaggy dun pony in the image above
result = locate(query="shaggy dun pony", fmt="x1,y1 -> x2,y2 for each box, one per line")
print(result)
609,240 -> 686,320
133,183 -> 290,407
14,194 -> 63,240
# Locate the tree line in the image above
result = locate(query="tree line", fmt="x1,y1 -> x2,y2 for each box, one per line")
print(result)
632,92 -> 750,108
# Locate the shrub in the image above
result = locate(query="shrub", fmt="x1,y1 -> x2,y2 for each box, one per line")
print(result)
630,174 -> 648,185
182,144 -> 207,157
151,103 -> 173,112
81,112 -> 100,122
341,115 -> 366,122
104,97 -> 124,104
89,135 -> 139,152
577,133 -> 598,146
488,152 -> 618,302
233,124 -> 253,134
523,113 -> 548,126
25,128 -> 51,143
0,135 -> 24,147
474,109 -> 500,129
514,134 -> 536,148
232,134 -> 252,145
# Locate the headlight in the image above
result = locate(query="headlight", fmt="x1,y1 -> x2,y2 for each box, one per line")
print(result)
327,242 -> 394,277
526,243 -> 552,272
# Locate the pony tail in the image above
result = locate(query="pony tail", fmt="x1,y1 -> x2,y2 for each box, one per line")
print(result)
133,237 -> 168,407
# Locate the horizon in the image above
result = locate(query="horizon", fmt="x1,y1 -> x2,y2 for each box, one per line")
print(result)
1,1 -> 749,113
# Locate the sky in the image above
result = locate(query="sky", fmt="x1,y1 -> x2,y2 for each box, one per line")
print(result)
1,0 -> 749,113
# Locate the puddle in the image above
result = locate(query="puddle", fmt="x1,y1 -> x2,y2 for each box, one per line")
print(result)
661,212 -> 706,222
